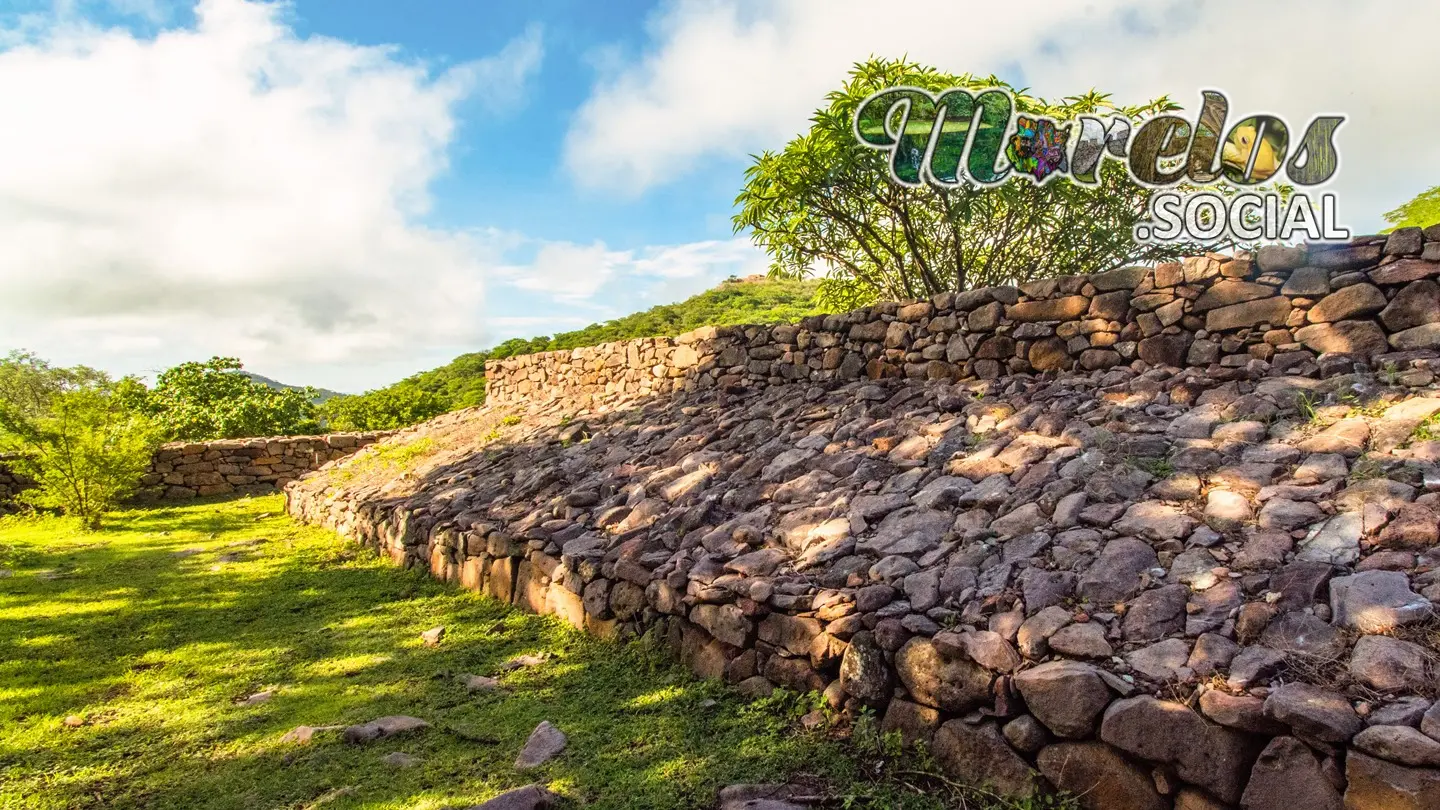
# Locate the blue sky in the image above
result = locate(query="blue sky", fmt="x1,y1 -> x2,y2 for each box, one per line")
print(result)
0,0 -> 1435,391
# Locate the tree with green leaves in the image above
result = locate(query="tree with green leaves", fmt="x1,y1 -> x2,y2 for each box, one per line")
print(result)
120,357 -> 321,441
320,383 -> 449,432
733,57 -> 1225,308
0,351 -> 160,529
1383,185 -> 1440,231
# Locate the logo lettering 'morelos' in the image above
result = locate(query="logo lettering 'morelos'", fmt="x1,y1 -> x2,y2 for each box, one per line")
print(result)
854,87 -> 1013,187
1285,116 -> 1345,185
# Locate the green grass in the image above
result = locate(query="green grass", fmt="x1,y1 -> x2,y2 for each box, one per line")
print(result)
334,438 -> 436,484
1410,412 -> 1440,445
0,496 -> 1058,810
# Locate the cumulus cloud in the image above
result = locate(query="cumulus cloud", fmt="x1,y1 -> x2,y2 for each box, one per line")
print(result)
0,0 -> 542,389
565,0 -> 1440,229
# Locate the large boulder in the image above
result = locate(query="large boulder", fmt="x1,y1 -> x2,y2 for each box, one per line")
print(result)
1344,751 -> 1440,810
1294,320 -> 1390,356
1036,742 -> 1166,810
470,784 -> 559,810
1100,695 -> 1260,804
1349,635 -> 1432,693
1330,571 -> 1433,633
1077,538 -> 1158,604
893,637 -> 992,713
838,631 -> 892,705
1262,683 -> 1362,742
1240,736 -> 1342,810
932,720 -> 1043,800
1353,725 -> 1440,768
1306,283 -> 1386,323
1013,661 -> 1113,739
1379,280 -> 1440,332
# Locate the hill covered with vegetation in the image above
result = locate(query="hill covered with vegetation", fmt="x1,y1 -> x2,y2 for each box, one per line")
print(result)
321,276 -> 822,431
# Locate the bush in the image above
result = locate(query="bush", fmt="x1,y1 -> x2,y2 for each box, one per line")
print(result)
119,357 -> 320,441
0,351 -> 159,529
320,384 -> 449,432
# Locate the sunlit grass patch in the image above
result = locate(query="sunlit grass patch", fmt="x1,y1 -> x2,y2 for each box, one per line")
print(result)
0,494 -> 1052,810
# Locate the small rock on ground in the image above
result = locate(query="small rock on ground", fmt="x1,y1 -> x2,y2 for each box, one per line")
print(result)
469,784 -> 559,810
380,751 -> 421,768
514,721 -> 567,770
461,674 -> 502,692
341,716 -> 430,744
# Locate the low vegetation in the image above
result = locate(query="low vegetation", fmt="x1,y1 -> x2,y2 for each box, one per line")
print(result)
116,356 -> 323,441
0,351 -> 160,528
1382,183 -> 1440,231
0,495 -> 1069,810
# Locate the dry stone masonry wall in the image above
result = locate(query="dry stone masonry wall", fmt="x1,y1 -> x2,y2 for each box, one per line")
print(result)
486,225 -> 1440,410
137,432 -> 390,501
0,455 -> 32,514
292,231 -> 1440,810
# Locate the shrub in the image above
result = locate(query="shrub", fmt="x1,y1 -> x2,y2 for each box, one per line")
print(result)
0,351 -> 159,529
119,357 -> 320,441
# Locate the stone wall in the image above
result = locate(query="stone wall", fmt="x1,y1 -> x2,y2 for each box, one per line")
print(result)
485,227 -> 1440,410
292,231 -> 1440,809
289,344 -> 1440,808
137,432 -> 390,501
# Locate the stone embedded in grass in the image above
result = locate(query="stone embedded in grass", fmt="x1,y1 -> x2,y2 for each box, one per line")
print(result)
500,653 -> 548,672
62,715 -> 84,728
380,751 -> 421,768
469,784 -> 559,810
420,626 -> 445,646
716,784 -> 809,810
460,673 -> 501,692
237,690 -> 274,706
341,715 -> 430,745
279,724 -> 342,744
514,721 -> 566,770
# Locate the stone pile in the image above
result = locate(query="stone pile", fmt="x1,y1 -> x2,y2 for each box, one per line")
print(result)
139,432 -> 389,501
486,226 -> 1440,409
290,235 -> 1440,810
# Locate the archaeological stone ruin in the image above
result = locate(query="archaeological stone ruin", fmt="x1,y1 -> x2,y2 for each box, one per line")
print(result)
287,229 -> 1440,809
0,432 -> 390,510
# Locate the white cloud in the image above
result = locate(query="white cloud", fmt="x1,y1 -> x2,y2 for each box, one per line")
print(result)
495,236 -> 768,308
0,0 -> 543,390
565,0 -> 1440,229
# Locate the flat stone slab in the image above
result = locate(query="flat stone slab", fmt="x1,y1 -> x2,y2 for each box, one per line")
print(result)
342,715 -> 430,744
514,721 -> 567,770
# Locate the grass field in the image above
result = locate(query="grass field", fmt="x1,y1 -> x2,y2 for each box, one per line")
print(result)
0,496 -> 1001,810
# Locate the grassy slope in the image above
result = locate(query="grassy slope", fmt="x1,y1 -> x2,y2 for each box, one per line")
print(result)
0,496 -> 1016,810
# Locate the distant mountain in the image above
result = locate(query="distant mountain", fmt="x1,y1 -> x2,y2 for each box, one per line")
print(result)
238,371 -> 343,404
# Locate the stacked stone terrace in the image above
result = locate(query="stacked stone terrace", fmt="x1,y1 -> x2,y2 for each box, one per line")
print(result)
485,228 -> 1440,408
137,432 -> 390,500
291,229 -> 1440,810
